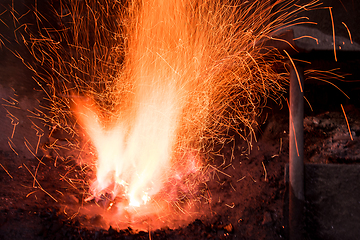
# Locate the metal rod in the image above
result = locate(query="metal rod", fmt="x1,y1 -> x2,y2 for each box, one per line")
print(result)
289,63 -> 305,240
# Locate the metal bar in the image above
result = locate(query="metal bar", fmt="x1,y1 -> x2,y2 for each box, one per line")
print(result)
289,63 -> 305,240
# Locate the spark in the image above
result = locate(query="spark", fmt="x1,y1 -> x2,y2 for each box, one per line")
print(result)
0,163 -> 13,179
293,35 -> 319,44
29,119 -> 44,154
262,161 -> 268,182
341,104 -> 353,141
4,109 -> 19,138
23,163 -> 58,202
305,76 -> 350,99
304,95 -> 313,112
56,190 -> 64,196
225,203 -> 235,208
341,22 -> 353,44
338,0 -> 347,12
230,183 -> 236,192
209,164 -> 232,178
328,7 -> 337,61
249,175 -> 257,183
237,176 -> 246,182
7,138 -> 18,156
284,50 -> 303,93
26,190 -> 38,198
24,137 -> 45,165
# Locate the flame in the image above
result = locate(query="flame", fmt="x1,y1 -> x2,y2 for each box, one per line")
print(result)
74,0 -> 209,215
67,0 -> 313,223
7,0 -> 323,229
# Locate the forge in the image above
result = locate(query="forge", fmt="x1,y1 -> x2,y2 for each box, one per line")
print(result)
0,0 -> 360,239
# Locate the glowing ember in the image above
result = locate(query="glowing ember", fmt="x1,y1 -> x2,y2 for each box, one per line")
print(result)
9,0 -> 321,229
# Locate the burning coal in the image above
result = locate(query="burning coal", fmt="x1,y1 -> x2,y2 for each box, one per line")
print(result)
5,0 -> 321,230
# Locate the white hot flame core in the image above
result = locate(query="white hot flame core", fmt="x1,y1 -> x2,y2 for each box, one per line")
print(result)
76,0 -> 206,208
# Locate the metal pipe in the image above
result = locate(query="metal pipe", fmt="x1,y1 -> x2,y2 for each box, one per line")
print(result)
289,63 -> 305,240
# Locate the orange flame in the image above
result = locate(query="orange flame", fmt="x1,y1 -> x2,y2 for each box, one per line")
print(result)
70,0 -> 315,223
7,0 -> 323,229
74,0 -> 208,214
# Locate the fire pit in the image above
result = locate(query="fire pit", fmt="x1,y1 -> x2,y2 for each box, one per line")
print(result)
0,0 -> 360,239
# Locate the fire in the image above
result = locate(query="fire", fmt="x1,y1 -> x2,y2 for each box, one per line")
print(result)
74,0 -> 210,211
5,0 -> 322,229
